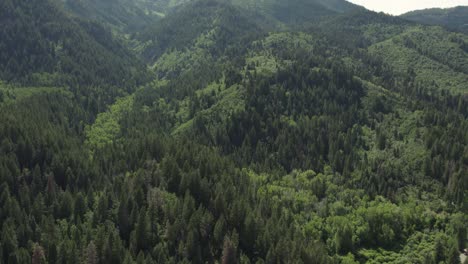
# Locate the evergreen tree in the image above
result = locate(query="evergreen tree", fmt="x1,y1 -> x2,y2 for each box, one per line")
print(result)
74,192 -> 87,222
447,241 -> 461,264
136,207 -> 149,253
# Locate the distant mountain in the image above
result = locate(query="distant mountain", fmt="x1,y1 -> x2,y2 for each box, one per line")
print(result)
64,0 -> 363,32
401,6 -> 468,33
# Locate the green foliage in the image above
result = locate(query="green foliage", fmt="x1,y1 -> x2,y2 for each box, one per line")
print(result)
0,0 -> 467,263
138,0 -> 267,63
369,26 -> 468,93
0,83 -> 70,106
85,95 -> 134,152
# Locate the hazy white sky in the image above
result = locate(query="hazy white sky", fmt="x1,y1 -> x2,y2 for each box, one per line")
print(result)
347,0 -> 468,15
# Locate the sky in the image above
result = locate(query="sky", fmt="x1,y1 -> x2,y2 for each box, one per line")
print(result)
347,0 -> 468,15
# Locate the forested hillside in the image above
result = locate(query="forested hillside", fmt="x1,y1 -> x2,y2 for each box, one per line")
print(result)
63,0 -> 159,33
0,0 -> 466,263
0,0 -> 147,88
63,0 -> 188,33
402,6 -> 468,34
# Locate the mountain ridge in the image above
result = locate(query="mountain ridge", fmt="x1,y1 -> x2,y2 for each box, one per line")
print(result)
401,5 -> 468,33
63,0 -> 364,31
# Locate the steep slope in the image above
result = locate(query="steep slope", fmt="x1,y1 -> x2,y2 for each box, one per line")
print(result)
401,6 -> 468,34
0,0 -> 147,88
137,0 -> 269,81
63,0 -> 159,33
138,0 -> 258,59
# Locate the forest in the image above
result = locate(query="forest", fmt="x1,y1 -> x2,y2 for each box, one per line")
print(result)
0,0 -> 466,263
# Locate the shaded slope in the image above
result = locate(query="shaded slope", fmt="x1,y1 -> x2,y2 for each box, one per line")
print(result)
0,0 -> 147,88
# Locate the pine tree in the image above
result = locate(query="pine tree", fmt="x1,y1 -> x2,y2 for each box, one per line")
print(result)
434,235 -> 445,263
161,157 -> 181,193
1,219 -> 18,264
214,216 -> 226,248
447,241 -> 461,264
453,215 -> 467,251
74,192 -> 86,222
58,191 -> 73,219
118,199 -> 131,241
136,207 -> 149,253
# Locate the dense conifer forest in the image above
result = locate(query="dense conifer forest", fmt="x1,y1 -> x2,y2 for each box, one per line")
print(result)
0,0 -> 466,263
